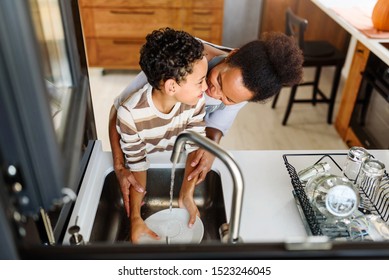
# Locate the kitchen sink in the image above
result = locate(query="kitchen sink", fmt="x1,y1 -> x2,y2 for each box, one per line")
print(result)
89,168 -> 226,243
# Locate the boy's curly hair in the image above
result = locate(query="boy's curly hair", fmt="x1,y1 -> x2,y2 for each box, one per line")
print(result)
139,27 -> 204,90
228,32 -> 304,103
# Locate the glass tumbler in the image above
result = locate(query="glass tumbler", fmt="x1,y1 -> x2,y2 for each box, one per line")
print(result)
343,146 -> 370,182
298,162 -> 331,184
357,159 -> 386,200
372,181 -> 389,219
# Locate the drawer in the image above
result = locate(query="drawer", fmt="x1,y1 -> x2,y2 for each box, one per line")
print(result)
85,38 -> 144,69
182,0 -> 224,9
81,7 -> 181,38
79,0 -> 183,8
184,8 -> 223,24
183,24 -> 223,44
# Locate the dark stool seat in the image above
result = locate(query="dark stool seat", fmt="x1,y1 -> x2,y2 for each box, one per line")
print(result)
272,8 -> 346,125
304,41 -> 335,57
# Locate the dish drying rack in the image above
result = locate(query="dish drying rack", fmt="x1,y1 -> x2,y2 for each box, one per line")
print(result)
283,153 -> 389,237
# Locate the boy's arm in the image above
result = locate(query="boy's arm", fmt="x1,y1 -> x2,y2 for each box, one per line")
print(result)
179,151 -> 201,228
109,106 -> 144,217
129,171 -> 159,244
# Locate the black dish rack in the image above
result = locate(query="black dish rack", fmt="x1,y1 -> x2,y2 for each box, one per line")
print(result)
283,153 -> 389,238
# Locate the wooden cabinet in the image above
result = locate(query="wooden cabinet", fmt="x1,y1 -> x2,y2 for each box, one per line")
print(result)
335,41 -> 370,145
181,0 -> 224,43
344,127 -> 363,148
78,0 -> 224,69
260,0 -> 297,34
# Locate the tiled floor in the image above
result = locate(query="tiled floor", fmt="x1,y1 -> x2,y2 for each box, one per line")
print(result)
88,67 -> 348,152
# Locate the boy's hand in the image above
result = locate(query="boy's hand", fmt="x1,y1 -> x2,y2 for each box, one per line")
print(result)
178,192 -> 200,228
115,167 -> 145,217
130,217 -> 160,244
187,148 -> 215,184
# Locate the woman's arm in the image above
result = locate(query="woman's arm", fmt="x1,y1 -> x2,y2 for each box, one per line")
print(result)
186,102 -> 247,184
203,42 -> 229,62
187,127 -> 222,183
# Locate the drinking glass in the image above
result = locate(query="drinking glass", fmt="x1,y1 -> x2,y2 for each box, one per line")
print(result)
343,146 -> 370,182
298,162 -> 331,183
357,159 -> 386,211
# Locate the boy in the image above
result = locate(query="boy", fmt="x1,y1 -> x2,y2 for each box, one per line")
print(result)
116,28 -> 208,243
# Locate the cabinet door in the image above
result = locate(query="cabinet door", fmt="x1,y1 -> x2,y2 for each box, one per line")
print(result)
344,127 -> 363,148
183,8 -> 224,44
81,7 -> 181,39
335,42 -> 370,139
79,0 -> 183,8
85,38 -> 143,69
79,0 -> 224,68
182,0 -> 224,8
184,24 -> 223,44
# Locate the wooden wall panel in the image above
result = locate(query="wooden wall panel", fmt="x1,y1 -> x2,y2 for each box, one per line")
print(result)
260,0 -> 350,53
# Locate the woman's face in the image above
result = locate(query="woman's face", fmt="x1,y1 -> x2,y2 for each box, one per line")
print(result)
205,62 -> 254,105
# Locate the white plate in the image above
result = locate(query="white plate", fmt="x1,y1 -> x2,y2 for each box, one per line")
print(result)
138,208 -> 204,244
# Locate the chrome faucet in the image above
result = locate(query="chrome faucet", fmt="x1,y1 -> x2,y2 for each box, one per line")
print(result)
171,131 -> 244,243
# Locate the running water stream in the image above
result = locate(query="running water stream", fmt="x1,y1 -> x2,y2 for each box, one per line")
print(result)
169,161 -> 176,212
167,160 -> 177,243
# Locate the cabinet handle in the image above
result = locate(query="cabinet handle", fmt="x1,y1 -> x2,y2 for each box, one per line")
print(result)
193,27 -> 212,31
110,10 -> 155,15
356,48 -> 364,54
193,11 -> 212,15
113,40 -> 142,45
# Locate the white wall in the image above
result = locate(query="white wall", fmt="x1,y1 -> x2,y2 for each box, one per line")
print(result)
222,0 -> 263,48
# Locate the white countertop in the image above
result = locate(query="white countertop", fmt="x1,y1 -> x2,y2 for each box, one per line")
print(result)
66,142 -> 389,244
311,0 -> 389,65
150,148 -> 389,243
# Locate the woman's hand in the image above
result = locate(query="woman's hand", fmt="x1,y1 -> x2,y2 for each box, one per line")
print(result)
187,127 -> 222,184
115,167 -> 145,217
187,148 -> 216,185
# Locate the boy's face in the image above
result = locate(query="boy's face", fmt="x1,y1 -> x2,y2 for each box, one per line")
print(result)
206,63 -> 254,105
173,56 -> 208,106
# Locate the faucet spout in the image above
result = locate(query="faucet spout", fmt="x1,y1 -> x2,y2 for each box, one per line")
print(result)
171,131 -> 244,243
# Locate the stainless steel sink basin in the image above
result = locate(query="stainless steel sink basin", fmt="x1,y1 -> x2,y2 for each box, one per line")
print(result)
89,168 -> 226,243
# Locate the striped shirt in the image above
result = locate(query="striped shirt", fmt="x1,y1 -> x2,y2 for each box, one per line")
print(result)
116,84 -> 206,171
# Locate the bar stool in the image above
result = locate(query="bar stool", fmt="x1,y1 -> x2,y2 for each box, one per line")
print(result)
271,7 -> 346,125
